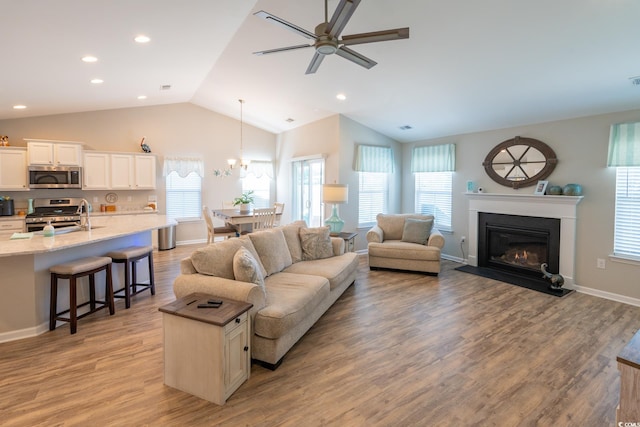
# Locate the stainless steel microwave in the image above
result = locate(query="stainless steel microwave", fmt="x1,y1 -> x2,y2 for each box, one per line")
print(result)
28,165 -> 82,189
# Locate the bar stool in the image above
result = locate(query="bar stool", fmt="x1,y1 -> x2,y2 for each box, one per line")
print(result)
49,256 -> 115,334
107,246 -> 155,309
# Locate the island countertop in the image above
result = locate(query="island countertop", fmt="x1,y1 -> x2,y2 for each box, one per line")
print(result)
0,215 -> 176,258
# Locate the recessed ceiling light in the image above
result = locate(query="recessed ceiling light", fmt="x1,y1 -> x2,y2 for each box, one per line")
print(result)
90,78 -> 104,84
134,35 -> 151,43
336,93 -> 347,101
12,105 -> 27,110
82,56 -> 98,63
160,84 -> 171,91
137,95 -> 147,100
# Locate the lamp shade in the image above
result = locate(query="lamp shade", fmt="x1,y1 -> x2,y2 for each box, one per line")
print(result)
323,184 -> 349,204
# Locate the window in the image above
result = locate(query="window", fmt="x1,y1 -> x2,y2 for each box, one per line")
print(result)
241,161 -> 274,209
608,122 -> 640,259
411,144 -> 456,231
354,144 -> 394,227
162,157 -> 204,221
292,157 -> 325,227
165,171 -> 201,220
358,172 -> 388,226
613,167 -> 640,258
414,171 -> 453,230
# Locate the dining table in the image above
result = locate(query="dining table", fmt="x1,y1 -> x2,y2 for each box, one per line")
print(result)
212,208 -> 281,233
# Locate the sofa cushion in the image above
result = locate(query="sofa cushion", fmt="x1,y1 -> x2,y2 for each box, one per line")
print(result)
368,240 -> 441,261
191,238 -> 266,279
233,247 -> 266,295
376,213 -> 435,241
249,228 -> 293,276
254,273 -> 329,339
283,252 -> 359,291
280,220 -> 307,263
300,226 -> 334,261
401,217 -> 433,245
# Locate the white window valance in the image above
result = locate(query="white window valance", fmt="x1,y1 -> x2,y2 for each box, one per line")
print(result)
162,157 -> 204,178
354,144 -> 394,173
608,122 -> 640,167
242,160 -> 274,179
411,144 -> 456,173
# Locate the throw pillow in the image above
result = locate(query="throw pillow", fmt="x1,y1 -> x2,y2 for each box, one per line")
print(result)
401,217 -> 434,245
233,247 -> 266,296
300,226 -> 334,261
248,228 -> 293,276
281,220 -> 307,263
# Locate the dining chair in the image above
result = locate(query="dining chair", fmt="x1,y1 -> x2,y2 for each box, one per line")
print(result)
273,202 -> 285,226
203,206 -> 237,243
252,207 -> 277,231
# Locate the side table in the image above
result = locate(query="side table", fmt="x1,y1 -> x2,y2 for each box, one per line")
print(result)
159,293 -> 252,405
335,232 -> 358,252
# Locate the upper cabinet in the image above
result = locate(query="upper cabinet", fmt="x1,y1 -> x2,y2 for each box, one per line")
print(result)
84,152 -> 156,190
27,140 -> 83,166
0,148 -> 29,190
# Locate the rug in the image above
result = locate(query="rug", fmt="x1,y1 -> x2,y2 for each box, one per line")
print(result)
455,265 -> 574,297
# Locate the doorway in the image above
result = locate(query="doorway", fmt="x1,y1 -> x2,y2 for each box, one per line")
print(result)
291,157 -> 325,227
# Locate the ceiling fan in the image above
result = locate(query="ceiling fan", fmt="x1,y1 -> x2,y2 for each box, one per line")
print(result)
253,0 -> 410,75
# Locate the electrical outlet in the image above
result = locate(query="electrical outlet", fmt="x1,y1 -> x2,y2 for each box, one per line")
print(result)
460,236 -> 466,243
597,258 -> 606,269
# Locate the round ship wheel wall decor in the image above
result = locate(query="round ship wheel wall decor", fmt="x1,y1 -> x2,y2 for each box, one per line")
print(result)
482,136 -> 557,189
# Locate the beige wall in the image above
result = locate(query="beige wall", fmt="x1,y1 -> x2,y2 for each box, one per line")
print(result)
401,108 -> 640,301
0,103 -> 277,243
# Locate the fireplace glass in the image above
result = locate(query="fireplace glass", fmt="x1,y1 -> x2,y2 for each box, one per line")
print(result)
478,213 -> 560,278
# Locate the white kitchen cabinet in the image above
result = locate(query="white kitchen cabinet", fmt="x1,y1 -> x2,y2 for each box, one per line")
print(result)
134,155 -> 156,189
0,219 -> 25,233
83,152 -> 110,189
27,140 -> 82,166
110,154 -> 135,189
0,148 -> 29,190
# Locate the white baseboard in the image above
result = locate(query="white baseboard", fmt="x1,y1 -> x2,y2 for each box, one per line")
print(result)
570,284 -> 640,308
0,322 -> 49,344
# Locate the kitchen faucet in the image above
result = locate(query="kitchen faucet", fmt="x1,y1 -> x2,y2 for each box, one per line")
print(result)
77,199 -> 91,231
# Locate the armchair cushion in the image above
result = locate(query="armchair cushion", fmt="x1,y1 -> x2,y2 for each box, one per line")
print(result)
401,217 -> 433,245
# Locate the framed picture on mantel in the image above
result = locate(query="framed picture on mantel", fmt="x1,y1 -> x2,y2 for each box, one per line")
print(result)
534,180 -> 548,195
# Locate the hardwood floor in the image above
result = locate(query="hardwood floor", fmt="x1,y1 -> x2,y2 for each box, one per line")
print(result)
1,243 -> 639,426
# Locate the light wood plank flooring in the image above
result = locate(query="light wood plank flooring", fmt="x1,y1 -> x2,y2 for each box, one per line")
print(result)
1,243 -> 639,426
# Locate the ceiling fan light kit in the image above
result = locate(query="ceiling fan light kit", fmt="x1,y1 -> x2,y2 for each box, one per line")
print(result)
253,0 -> 409,74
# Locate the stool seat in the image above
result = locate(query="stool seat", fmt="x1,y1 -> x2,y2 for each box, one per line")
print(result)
50,256 -> 112,276
108,245 -> 155,309
107,245 -> 153,260
50,256 -> 115,334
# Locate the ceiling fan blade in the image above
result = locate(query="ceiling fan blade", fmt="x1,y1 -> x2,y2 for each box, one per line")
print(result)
326,0 -> 361,38
254,44 -> 313,56
341,27 -> 410,46
335,46 -> 377,69
254,10 -> 317,40
305,52 -> 326,75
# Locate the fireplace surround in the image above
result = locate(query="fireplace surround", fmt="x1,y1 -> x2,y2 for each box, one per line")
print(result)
465,193 -> 583,289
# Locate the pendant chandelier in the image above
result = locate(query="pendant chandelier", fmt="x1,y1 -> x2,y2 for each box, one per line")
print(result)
227,99 -> 251,171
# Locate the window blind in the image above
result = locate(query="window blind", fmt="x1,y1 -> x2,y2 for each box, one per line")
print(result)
415,171 -> 453,230
358,172 -> 388,226
614,167 -> 640,258
165,171 -> 201,220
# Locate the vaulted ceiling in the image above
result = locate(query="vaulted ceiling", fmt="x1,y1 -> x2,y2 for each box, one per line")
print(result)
3,0 -> 640,142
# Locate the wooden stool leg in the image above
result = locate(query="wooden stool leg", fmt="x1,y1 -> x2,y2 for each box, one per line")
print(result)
124,260 -> 131,309
50,274 -> 58,331
148,252 -> 155,295
106,264 -> 115,315
89,273 -> 96,311
132,260 -> 138,294
69,276 -> 78,334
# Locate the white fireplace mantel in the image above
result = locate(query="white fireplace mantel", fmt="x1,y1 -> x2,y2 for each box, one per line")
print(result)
465,193 -> 583,287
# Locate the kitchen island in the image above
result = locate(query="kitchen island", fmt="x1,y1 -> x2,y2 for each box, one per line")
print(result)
0,215 -> 176,342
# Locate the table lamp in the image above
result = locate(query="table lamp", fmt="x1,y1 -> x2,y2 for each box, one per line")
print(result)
322,184 -> 349,235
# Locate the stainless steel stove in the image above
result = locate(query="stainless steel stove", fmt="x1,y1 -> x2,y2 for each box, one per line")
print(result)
25,198 -> 85,232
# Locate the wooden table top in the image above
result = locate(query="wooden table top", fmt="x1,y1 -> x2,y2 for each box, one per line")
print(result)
159,293 -> 252,327
618,328 -> 640,369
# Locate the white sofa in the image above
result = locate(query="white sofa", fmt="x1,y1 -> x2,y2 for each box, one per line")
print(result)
173,221 -> 359,369
366,213 -> 445,274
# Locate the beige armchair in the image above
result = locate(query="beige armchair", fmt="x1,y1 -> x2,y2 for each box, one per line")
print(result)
366,213 -> 445,275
